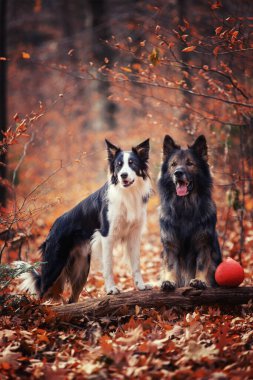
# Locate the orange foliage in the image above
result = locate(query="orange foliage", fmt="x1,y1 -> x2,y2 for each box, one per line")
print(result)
1,1 -> 253,378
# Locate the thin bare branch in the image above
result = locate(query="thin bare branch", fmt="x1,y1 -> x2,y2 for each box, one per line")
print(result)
12,132 -> 34,187
167,49 -> 250,100
16,58 -> 253,109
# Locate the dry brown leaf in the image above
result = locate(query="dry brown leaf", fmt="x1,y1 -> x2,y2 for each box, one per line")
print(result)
117,325 -> 143,345
0,344 -> 21,370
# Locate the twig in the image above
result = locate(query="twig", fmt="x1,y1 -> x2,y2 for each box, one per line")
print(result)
221,206 -> 231,251
12,132 -> 34,186
238,125 -> 246,264
17,163 -> 63,213
167,48 -> 250,100
111,82 -> 245,127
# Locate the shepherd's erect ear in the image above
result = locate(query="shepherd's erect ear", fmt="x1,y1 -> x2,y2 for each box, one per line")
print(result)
163,135 -> 180,159
105,139 -> 120,161
132,138 -> 150,162
189,135 -> 208,161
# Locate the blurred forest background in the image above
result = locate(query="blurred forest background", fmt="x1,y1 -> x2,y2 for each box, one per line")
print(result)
0,0 -> 253,276
1,1 -> 253,379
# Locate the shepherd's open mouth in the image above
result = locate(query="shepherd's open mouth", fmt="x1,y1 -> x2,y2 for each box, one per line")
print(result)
122,179 -> 135,188
176,180 -> 192,197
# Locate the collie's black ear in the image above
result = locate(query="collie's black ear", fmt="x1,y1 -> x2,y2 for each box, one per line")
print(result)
132,139 -> 150,162
189,135 -> 208,161
163,135 -> 180,159
105,139 -> 120,161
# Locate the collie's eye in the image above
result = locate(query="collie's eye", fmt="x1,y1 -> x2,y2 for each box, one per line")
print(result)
117,161 -> 123,167
171,162 -> 177,167
186,161 -> 194,166
129,159 -> 133,165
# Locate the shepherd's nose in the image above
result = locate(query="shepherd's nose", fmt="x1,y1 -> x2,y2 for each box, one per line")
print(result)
120,172 -> 128,179
174,169 -> 184,178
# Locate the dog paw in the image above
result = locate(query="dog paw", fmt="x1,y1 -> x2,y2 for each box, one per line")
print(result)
137,283 -> 152,291
189,279 -> 207,289
161,281 -> 176,291
107,286 -> 120,295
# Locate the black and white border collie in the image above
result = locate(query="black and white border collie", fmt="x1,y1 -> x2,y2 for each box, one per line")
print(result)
16,139 -> 152,303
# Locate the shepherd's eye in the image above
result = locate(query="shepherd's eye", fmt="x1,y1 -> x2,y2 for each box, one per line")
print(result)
171,162 -> 177,167
117,161 -> 123,167
186,161 -> 194,166
129,159 -> 133,165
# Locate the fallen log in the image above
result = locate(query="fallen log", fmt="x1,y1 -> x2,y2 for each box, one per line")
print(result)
52,287 -> 253,320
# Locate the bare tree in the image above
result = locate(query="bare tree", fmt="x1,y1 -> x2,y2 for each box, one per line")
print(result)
0,0 -> 7,207
88,0 -> 117,130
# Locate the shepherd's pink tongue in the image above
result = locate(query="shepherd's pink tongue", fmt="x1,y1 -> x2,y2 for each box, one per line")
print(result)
176,184 -> 188,196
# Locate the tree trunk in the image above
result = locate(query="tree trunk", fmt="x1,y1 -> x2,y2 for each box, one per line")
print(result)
0,0 -> 7,207
177,0 -> 193,125
52,287 -> 253,320
88,0 -> 117,130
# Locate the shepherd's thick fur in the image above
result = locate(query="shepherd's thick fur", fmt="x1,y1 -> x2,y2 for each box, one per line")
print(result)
158,135 -> 222,290
16,139 -> 152,303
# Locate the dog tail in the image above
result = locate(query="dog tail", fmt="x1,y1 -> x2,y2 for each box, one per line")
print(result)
13,261 -> 41,298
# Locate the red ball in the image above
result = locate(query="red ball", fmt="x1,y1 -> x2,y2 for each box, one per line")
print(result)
215,258 -> 244,287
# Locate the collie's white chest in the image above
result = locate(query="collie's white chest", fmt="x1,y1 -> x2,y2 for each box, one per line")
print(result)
107,180 -> 150,238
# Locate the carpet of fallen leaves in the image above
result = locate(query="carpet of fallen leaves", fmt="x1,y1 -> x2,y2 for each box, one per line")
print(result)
1,195 -> 253,380
1,295 -> 253,380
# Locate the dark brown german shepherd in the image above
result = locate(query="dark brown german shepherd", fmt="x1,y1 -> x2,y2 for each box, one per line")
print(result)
158,135 -> 222,290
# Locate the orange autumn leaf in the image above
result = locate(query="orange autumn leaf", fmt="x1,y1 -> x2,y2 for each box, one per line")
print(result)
1,362 -> 11,370
245,197 -> 253,211
22,52 -> 30,59
211,1 -> 222,10
37,334 -> 49,343
215,26 -> 223,35
120,66 -> 132,73
182,46 -> 197,52
183,18 -> 190,29
131,63 -> 141,71
34,0 -> 42,13
149,48 -> 159,65
213,46 -> 220,57
231,30 -> 239,43
100,335 -> 113,353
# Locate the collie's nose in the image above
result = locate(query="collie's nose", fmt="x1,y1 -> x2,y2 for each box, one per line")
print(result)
174,169 -> 184,178
120,172 -> 128,179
